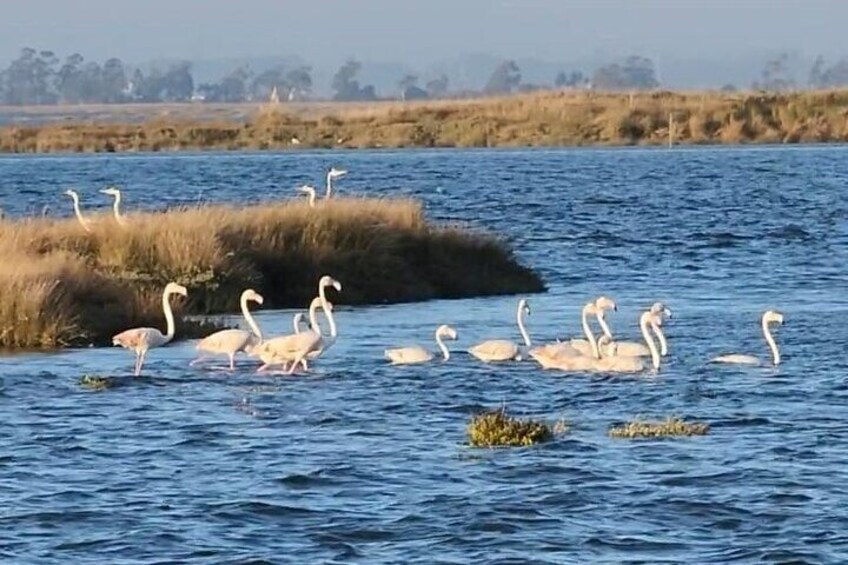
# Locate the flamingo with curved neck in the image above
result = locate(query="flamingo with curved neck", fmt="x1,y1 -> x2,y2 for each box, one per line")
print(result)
529,302 -> 600,369
385,324 -> 458,364
100,186 -> 127,226
297,185 -> 317,207
64,189 -> 92,232
193,289 -> 264,370
112,282 -> 188,375
712,310 -> 784,366
325,167 -> 347,199
468,299 -> 532,362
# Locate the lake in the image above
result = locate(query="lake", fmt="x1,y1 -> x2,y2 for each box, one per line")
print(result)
1,146 -> 847,563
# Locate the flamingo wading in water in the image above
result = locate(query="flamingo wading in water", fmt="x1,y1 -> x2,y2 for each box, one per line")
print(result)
192,289 -> 264,370
112,282 -> 188,376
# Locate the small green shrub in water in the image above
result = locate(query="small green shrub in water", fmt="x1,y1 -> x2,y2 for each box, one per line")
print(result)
78,374 -> 115,391
467,407 -> 563,448
609,417 -> 709,439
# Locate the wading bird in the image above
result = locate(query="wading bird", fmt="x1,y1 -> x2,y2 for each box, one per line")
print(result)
192,289 -> 264,370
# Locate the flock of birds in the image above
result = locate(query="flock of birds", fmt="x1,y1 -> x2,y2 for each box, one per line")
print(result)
41,167 -> 786,376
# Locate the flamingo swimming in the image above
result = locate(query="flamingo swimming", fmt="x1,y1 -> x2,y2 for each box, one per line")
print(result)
111,282 -> 188,375
385,324 -> 458,365
468,299 -> 531,362
711,310 -> 784,366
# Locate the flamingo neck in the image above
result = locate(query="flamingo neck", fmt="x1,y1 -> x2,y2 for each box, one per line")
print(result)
581,305 -> 600,359
640,313 -> 661,370
763,319 -> 780,365
308,300 -> 323,336
241,294 -> 262,341
113,193 -> 126,226
71,194 -> 90,231
517,304 -> 531,347
308,190 -> 315,207
292,313 -> 304,334
319,282 -> 338,338
435,331 -> 450,361
597,312 -> 613,339
651,320 -> 668,356
163,289 -> 177,342
325,172 -> 333,199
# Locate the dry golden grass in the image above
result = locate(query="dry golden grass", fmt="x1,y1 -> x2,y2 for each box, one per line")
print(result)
609,417 -> 710,439
3,89 -> 848,152
0,197 -> 541,348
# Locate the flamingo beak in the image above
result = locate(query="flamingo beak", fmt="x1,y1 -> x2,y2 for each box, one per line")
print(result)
332,281 -> 342,292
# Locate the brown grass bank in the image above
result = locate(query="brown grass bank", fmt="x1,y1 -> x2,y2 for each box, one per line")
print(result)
0,197 -> 542,349
2,89 -> 848,152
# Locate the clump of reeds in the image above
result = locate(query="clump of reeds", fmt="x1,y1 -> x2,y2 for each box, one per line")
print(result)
467,407 -> 566,448
608,417 -> 710,439
78,374 -> 115,391
0,197 -> 541,349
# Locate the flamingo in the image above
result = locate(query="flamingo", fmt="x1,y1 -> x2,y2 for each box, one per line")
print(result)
711,310 -> 784,366
297,185 -> 317,208
325,167 -> 347,199
111,282 -> 188,375
468,299 -> 531,362
63,189 -> 92,232
385,325 -> 458,365
100,186 -> 128,226
253,275 -> 342,374
192,289 -> 264,370
529,302 -> 601,368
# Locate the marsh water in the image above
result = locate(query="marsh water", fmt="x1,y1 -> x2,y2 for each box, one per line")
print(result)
2,146 -> 848,563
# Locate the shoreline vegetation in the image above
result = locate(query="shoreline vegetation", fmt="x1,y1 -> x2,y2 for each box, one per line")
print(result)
2,89 -> 848,152
0,197 -> 543,349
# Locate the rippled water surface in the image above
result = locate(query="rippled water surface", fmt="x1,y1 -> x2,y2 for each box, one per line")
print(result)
2,147 -> 848,563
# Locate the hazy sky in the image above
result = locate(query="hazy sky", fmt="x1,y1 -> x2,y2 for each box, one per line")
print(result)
2,0 -> 847,68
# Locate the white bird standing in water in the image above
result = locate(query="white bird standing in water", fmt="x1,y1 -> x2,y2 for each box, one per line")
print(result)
297,185 -> 317,207
385,324 -> 458,365
192,289 -> 264,370
111,282 -> 188,376
63,189 -> 92,232
325,167 -> 347,199
100,186 -> 128,226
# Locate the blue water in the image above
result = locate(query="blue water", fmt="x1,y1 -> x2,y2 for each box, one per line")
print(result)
2,146 -> 848,563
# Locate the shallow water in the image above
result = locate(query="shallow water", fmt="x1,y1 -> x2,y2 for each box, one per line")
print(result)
2,146 -> 848,563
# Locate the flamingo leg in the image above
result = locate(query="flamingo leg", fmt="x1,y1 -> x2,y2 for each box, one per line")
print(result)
189,356 -> 207,367
133,351 -> 141,376
136,351 -> 147,376
229,354 -> 235,371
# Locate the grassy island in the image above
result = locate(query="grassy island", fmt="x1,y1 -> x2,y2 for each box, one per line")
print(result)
1,89 -> 848,152
0,197 -> 542,349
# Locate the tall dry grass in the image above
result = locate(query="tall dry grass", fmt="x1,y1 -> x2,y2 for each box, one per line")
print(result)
0,197 -> 542,348
3,89 -> 848,152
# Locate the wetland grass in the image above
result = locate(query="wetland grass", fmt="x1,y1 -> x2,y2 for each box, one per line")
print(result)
467,407 -> 567,448
0,197 -> 542,349
608,417 -> 710,439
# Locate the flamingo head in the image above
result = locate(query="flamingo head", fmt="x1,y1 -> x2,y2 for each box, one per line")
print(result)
328,167 -> 348,180
63,189 -> 77,198
650,302 -> 672,320
165,282 -> 188,297
100,187 -> 121,197
243,289 -> 264,305
518,298 -> 531,316
436,325 -> 458,341
309,296 -> 333,312
319,275 -> 342,293
764,310 -> 784,325
594,296 -> 618,313
297,185 -> 316,195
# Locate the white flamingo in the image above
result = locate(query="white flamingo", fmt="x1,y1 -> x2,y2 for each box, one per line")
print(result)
711,310 -> 784,366
385,324 -> 458,365
468,299 -> 531,362
529,302 -> 601,368
63,189 -> 92,232
573,299 -> 672,357
325,167 -> 347,199
192,289 -> 264,370
297,185 -> 317,208
111,282 -> 188,376
579,309 -> 664,373
293,312 -> 307,333
568,296 -> 618,355
253,276 -> 342,374
100,186 -> 128,226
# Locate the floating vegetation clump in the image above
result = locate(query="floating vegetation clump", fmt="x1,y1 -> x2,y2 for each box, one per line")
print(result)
467,407 -> 562,448
609,417 -> 709,439
78,374 -> 115,391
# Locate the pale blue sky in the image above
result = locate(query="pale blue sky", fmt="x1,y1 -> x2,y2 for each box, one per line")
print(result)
2,0 -> 846,68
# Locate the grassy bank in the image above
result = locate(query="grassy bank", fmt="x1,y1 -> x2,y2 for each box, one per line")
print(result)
0,197 -> 542,349
2,89 -> 848,152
